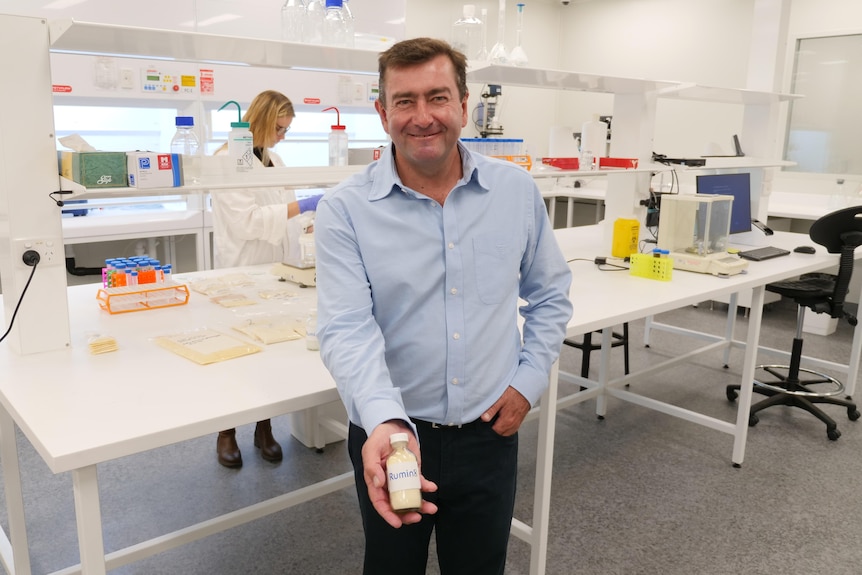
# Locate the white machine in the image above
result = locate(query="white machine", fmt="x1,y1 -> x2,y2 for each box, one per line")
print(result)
272,232 -> 316,287
271,262 -> 316,287
658,194 -> 749,277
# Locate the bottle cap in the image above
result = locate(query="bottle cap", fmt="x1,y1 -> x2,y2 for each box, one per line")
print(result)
175,116 -> 195,127
390,432 -> 409,444
231,121 -> 251,129
325,0 -> 343,6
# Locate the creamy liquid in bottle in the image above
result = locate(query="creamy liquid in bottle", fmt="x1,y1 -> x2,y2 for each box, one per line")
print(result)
387,432 -> 422,513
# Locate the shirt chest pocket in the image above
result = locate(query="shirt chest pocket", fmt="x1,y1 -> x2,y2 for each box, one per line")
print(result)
473,234 -> 518,305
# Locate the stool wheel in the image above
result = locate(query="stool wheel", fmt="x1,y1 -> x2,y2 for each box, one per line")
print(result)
726,388 -> 738,402
849,408 -> 861,421
827,427 -> 841,441
749,414 -> 759,427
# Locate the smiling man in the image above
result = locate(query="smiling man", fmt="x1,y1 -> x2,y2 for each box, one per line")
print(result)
314,38 -> 573,575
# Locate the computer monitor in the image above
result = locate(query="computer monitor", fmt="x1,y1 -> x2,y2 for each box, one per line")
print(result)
696,172 -> 752,234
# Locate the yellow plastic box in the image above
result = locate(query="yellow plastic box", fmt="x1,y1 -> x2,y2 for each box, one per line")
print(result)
629,253 -> 673,281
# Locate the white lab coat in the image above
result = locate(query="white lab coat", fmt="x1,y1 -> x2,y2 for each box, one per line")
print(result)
211,150 -> 308,268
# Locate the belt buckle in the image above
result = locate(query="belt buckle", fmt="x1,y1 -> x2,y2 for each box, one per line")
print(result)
431,422 -> 463,429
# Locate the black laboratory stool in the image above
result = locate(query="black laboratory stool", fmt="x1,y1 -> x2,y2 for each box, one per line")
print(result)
564,323 -> 630,383
727,206 -> 862,440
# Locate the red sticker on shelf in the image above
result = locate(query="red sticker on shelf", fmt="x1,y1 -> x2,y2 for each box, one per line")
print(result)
304,97 -> 321,105
52,85 -> 72,93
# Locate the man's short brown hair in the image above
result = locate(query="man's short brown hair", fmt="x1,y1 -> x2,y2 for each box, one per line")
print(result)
377,37 -> 468,107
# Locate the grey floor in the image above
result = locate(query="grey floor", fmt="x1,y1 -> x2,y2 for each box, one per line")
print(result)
3,298 -> 862,574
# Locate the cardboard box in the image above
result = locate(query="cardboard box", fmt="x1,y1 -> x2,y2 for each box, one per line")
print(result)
58,151 -> 128,188
803,308 -> 838,336
127,152 -> 183,188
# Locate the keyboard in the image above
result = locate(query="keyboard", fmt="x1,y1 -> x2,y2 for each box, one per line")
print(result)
737,246 -> 791,261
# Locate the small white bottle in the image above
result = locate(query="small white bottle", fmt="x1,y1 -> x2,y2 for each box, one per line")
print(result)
387,433 -> 422,513
323,106 -> 348,166
452,4 -> 483,60
322,0 -> 352,48
281,0 -> 306,42
829,178 -> 847,210
299,232 -> 316,267
228,120 -> 254,172
305,308 -> 320,351
170,116 -> 201,185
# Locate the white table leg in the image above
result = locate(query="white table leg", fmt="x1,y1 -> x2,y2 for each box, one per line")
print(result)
72,465 -> 107,575
566,198 -> 574,228
722,292 -> 739,367
593,328 -> 612,418
732,285 -> 765,467
0,406 -> 32,575
528,360 -> 559,575
643,315 -> 653,348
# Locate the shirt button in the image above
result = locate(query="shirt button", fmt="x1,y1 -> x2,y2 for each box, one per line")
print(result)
450,287 -> 458,295
448,242 -> 455,249
451,378 -> 459,385
453,332 -> 460,340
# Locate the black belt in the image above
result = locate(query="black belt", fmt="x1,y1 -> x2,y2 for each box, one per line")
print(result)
412,418 -> 484,430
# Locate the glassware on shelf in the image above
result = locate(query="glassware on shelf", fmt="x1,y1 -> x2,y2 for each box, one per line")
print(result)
476,7 -> 490,62
489,0 -> 508,65
452,4 -> 484,61
509,3 -> 529,67
281,0 -> 307,42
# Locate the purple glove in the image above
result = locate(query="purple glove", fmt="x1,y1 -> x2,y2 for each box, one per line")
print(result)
297,194 -> 323,213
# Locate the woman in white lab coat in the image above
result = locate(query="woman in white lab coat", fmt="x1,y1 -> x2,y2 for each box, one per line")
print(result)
211,90 -> 322,468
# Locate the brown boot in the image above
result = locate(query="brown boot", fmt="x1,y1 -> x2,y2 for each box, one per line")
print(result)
254,419 -> 283,462
217,429 -> 243,468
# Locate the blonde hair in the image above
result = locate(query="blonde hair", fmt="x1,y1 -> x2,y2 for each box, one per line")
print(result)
216,90 -> 295,166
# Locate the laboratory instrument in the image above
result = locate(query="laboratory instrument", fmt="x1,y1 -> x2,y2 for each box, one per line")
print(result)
657,194 -> 749,276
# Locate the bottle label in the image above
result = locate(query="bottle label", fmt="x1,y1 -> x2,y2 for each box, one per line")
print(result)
387,461 -> 420,492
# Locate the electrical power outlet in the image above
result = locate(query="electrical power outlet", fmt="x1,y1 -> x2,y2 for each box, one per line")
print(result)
119,67 -> 134,89
15,238 -> 63,268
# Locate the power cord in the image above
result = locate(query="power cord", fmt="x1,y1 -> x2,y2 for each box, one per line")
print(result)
0,251 -> 40,344
591,256 -> 630,271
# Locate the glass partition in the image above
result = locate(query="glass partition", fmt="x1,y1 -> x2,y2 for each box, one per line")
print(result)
784,33 -> 862,175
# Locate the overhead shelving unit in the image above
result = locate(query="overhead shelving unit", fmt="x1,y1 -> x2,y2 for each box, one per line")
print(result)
49,19 -> 380,73
466,62 -> 802,244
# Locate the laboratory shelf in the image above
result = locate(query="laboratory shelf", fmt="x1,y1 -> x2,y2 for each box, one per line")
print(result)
467,64 -> 802,104
657,82 -> 801,105
59,165 -> 364,199
467,64 -> 677,94
48,20 -> 379,74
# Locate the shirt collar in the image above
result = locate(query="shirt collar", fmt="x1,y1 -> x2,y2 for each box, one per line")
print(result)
367,141 -> 489,202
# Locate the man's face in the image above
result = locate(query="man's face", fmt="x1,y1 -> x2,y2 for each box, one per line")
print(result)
375,55 -> 468,172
